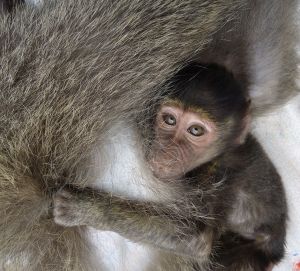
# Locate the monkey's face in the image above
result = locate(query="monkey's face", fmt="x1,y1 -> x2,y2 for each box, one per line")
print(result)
149,102 -> 220,180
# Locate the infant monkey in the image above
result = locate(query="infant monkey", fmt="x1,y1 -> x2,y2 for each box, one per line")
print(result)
54,64 -> 287,270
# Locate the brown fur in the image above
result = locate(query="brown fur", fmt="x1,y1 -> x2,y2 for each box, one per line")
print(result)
0,0 -> 298,270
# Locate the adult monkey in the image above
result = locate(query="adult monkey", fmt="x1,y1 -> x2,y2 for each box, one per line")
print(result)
0,0 -> 298,271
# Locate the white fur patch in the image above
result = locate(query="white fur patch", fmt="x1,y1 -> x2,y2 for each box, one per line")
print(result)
89,123 -> 157,201
87,230 -> 155,271
25,0 -> 44,6
85,123 -> 158,271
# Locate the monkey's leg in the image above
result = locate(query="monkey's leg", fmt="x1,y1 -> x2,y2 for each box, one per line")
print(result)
224,209 -> 286,270
213,230 -> 284,271
53,188 -> 213,261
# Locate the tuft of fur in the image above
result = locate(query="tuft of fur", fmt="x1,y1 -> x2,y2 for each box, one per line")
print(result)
0,0 -> 298,270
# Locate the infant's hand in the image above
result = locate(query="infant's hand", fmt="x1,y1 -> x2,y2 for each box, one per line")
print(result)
53,188 -> 96,227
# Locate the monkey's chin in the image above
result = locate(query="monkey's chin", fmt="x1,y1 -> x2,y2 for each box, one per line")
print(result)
148,158 -> 185,180
150,165 -> 184,181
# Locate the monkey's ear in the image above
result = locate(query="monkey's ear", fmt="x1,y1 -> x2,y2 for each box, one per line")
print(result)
235,99 -> 251,145
236,115 -> 250,145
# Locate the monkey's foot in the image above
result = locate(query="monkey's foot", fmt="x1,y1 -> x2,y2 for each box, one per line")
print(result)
53,189 -> 94,227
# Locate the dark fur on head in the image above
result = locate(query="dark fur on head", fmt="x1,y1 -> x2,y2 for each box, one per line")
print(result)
166,63 -> 251,150
170,63 -> 249,122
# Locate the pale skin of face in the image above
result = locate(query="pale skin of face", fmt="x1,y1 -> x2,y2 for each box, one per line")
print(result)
149,100 -> 219,180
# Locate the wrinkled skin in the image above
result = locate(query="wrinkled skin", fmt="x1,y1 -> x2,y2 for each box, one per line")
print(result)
149,101 -> 219,179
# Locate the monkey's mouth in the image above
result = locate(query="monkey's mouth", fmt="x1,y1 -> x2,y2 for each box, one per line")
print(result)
148,152 -> 186,180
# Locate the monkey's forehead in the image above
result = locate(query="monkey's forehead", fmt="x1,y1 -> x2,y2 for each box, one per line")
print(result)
161,98 -> 183,108
160,98 -> 214,121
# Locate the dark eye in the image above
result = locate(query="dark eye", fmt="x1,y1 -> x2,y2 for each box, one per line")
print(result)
163,114 -> 176,126
187,125 -> 205,137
